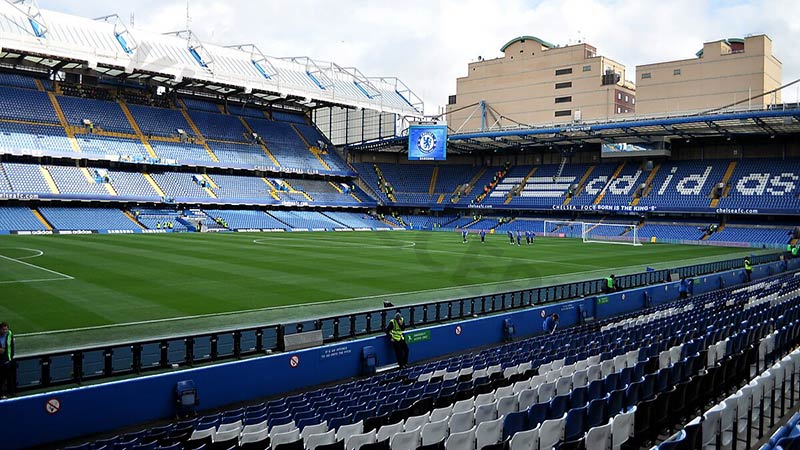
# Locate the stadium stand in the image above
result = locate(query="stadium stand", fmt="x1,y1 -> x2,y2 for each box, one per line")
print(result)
38,207 -> 140,230
187,110 -> 249,141
66,269 -> 800,450
127,104 -> 195,138
0,86 -> 59,123
57,96 -> 135,134
0,206 -> 47,231
202,209 -> 287,231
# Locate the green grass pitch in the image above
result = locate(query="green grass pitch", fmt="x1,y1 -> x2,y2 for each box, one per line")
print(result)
0,231 -> 757,354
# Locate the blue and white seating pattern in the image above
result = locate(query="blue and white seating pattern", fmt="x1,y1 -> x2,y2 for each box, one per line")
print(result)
0,206 -> 47,231
38,207 -> 139,230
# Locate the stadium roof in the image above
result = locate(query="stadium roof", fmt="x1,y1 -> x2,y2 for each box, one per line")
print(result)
346,106 -> 800,153
0,1 -> 423,115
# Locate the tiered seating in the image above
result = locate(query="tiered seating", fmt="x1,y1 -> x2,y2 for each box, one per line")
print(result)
435,165 -> 480,196
717,159 -> 800,211
707,226 -> 792,245
151,142 -> 213,163
73,270 -> 800,450
182,98 -> 221,112
211,174 -> 272,200
494,218 -> 546,233
401,215 -> 458,229
290,180 -> 357,204
188,110 -> 248,141
149,172 -> 212,199
0,206 -> 47,231
0,72 -> 40,89
46,165 -> 107,196
597,164 -> 645,207
202,210 -> 287,230
352,163 -> 391,203
107,170 -> 160,198
246,118 -> 326,172
57,96 -> 134,133
131,209 -> 188,231
2,162 -> 49,193
637,223 -> 704,242
638,161 -> 728,209
127,104 -> 194,138
458,166 -> 506,205
486,166 -> 532,205
272,111 -> 308,124
0,86 -> 58,123
230,105 -> 266,119
0,122 -> 71,153
75,135 -> 148,158
323,212 -> 391,229
293,124 -> 348,172
38,207 -> 138,230
268,211 -> 344,230
208,142 -> 271,166
568,164 -> 618,207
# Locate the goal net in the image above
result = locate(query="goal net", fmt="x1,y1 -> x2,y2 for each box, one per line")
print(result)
582,222 -> 642,246
543,220 -> 584,238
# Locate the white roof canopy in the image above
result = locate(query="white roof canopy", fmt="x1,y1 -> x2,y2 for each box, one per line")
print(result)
0,1 -> 423,115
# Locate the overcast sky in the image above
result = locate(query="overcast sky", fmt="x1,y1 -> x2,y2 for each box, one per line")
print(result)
42,0 -> 800,115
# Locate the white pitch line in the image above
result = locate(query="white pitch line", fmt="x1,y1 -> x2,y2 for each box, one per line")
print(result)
0,277 -> 72,285
0,253 -> 74,280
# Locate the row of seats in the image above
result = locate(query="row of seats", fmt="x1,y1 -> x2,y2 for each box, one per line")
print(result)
66,269 -> 800,450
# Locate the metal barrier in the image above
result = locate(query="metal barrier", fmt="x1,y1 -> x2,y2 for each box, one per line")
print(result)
10,252 -> 783,394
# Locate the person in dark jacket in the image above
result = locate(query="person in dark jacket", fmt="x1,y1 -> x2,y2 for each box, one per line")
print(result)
0,322 -> 14,398
542,313 -> 559,335
386,313 -> 409,368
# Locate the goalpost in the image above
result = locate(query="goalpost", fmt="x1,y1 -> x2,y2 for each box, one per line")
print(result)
582,222 -> 642,246
543,220 -> 584,238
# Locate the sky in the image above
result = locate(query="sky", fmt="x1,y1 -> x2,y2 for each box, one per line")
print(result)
41,0 -> 800,116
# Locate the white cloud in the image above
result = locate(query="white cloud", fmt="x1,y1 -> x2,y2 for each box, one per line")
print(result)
40,0 -> 800,115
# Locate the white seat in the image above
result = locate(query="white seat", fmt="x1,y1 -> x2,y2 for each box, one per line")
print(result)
217,420 -> 242,434
497,394 -> 519,417
301,422 -> 329,441
445,425 -> 476,450
305,430 -> 337,450
613,355 -> 627,372
345,429 -> 376,450
538,381 -> 556,403
659,350 -> 672,369
430,405 -> 454,423
213,428 -> 240,447
432,369 -> 448,379
390,426 -> 421,450
601,359 -> 615,377
376,421 -> 404,443
587,355 -> 601,366
545,370 -> 560,383
475,392 -> 495,407
270,421 -> 297,436
552,358 -> 565,371
735,387 -> 752,437
561,363 -> 576,377
539,361 -> 553,375
514,380 -> 531,394
475,400 -> 498,426
188,427 -> 214,443
587,364 -> 602,382
625,350 -> 640,368
714,341 -> 727,364
519,388 -> 539,411
421,418 -> 449,446
453,398 -> 475,413
449,408 -> 475,434
556,376 -> 573,396
504,366 -> 519,380
539,413 -> 567,450
241,419 -> 268,436
459,367 -> 474,380
487,364 -> 503,378
572,369 -> 589,389
585,419 -> 613,450
670,345 -> 683,366
495,384 -> 514,399
473,368 -> 489,380
271,428 -> 300,450
575,360 -> 589,372
518,362 -> 533,373
530,374 -> 547,390
509,425 -> 539,450
611,406 -> 636,450
476,416 -> 504,450
707,345 -> 718,368
701,403 -> 724,450
443,370 -> 460,382
719,395 -> 739,449
337,421 -> 364,443
239,428 -> 270,449
417,372 -> 433,382
404,412 -> 430,432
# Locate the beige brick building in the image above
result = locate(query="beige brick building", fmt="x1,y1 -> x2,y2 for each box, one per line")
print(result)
635,35 -> 782,115
446,36 -> 636,132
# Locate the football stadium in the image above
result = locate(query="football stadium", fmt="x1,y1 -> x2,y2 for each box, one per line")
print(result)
1,2 -> 800,450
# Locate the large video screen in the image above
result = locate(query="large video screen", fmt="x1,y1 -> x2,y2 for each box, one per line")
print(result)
408,125 -> 447,161
601,142 -> 670,159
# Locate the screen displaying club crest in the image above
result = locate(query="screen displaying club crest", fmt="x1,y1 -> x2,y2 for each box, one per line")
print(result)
408,125 -> 447,160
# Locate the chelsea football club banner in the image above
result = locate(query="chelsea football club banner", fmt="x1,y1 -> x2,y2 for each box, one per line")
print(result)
408,125 -> 447,161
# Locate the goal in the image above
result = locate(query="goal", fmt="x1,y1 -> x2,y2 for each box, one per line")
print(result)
582,222 -> 642,246
543,220 -> 584,238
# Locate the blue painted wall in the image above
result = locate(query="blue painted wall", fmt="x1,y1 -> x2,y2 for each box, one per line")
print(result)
2,258 -> 796,449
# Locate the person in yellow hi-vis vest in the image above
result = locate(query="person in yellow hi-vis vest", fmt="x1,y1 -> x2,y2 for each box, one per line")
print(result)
386,312 -> 409,368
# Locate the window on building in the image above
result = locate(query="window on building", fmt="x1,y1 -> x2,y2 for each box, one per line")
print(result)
448,95 -> 457,105
555,82 -> 572,89
583,65 -> 592,72
555,96 -> 572,104
674,69 -> 681,75
641,72 -> 651,79
617,107 -> 622,113
625,95 -> 629,102
618,93 -> 622,100
554,110 -> 572,117
555,68 -> 573,76
632,98 -> 635,105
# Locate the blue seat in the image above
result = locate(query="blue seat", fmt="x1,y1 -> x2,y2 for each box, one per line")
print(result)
549,394 -> 570,420
586,398 -> 607,429
528,402 -> 548,429
570,387 -> 587,410
564,406 -> 587,443
604,373 -> 619,393
606,388 -> 626,416
588,379 -> 605,400
503,410 -> 529,441
659,429 -> 686,450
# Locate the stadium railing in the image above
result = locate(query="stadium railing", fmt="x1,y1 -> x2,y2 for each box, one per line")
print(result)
10,252 -> 784,394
